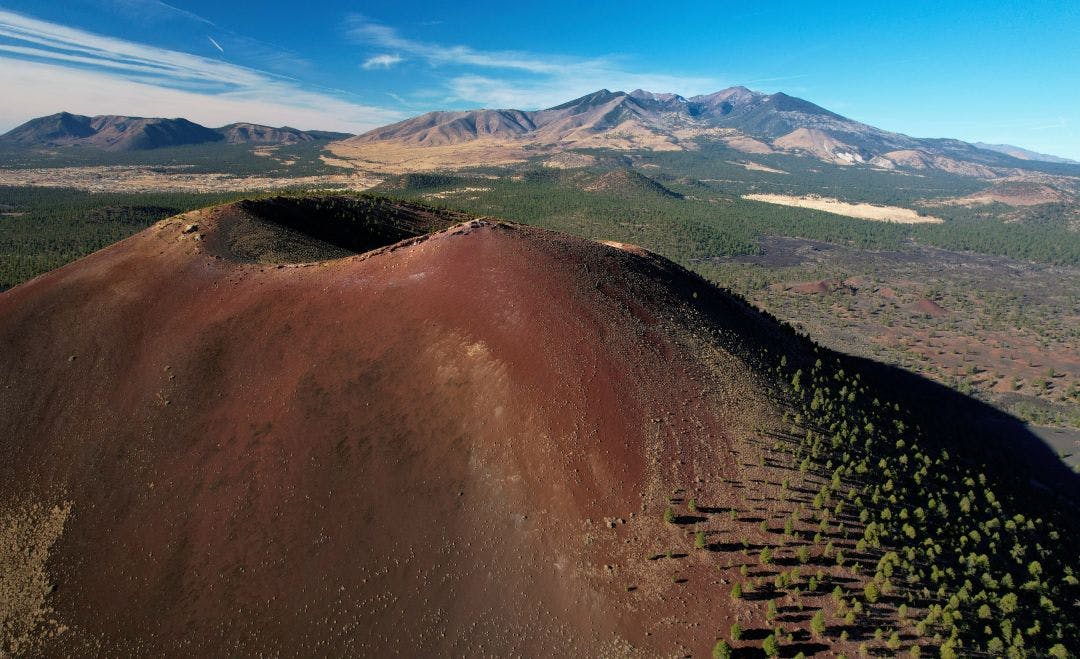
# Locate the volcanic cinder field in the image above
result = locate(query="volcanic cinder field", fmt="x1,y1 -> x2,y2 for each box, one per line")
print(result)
1,196 -> 1077,656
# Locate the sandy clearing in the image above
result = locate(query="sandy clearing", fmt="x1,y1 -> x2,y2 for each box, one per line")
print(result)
328,139 -> 530,172
542,152 -> 598,169
744,193 -> 943,224
730,161 -> 787,174
422,187 -> 493,199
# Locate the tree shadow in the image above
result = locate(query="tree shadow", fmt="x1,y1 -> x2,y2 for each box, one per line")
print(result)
742,589 -> 778,602
772,556 -> 806,567
776,612 -> 811,623
740,627 -> 772,641
709,541 -> 766,552
697,505 -> 727,514
781,642 -> 830,657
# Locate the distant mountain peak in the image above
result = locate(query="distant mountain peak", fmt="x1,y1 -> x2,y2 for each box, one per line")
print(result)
545,89 -> 625,111
1,114 -> 351,150
690,86 -> 763,105
628,89 -> 687,103
0,113 -> 222,151
216,123 -> 314,145
973,142 -> 1078,165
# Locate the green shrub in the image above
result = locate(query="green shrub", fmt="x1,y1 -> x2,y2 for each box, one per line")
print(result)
711,640 -> 732,659
762,633 -> 780,658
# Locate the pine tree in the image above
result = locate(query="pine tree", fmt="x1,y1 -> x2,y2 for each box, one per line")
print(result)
864,581 -> 880,603
887,631 -> 901,650
763,633 -> 780,658
711,640 -> 732,659
759,546 -> 773,565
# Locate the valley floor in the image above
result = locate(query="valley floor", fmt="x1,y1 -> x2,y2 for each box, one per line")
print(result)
0,164 -> 379,193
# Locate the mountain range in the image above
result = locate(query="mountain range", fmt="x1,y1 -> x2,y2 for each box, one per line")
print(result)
338,87 -> 1071,177
0,112 -> 352,151
3,89 -> 1076,177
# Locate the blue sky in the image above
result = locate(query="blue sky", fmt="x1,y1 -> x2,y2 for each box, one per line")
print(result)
1,0 -> 1078,157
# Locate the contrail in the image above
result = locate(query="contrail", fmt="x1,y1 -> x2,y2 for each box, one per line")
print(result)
207,35 -> 224,53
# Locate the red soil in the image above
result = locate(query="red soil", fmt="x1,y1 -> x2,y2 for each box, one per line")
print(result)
913,298 -> 949,317
0,203 -> 786,655
790,279 -> 835,294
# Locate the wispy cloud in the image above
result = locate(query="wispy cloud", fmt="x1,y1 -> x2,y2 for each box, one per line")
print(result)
347,15 -> 586,74
346,14 -> 724,109
446,73 -> 722,111
743,73 -> 812,86
1025,117 -> 1068,131
103,0 -> 314,77
103,0 -> 217,28
0,9 -> 403,132
362,53 -> 402,70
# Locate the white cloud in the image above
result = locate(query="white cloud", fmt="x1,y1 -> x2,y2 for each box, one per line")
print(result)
0,10 -> 252,92
446,72 -> 723,111
362,54 -> 402,70
0,59 -> 404,133
348,15 -> 623,76
0,9 -> 404,133
346,15 -> 724,110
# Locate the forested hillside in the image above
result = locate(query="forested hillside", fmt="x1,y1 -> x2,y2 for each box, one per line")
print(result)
0,187 -> 259,289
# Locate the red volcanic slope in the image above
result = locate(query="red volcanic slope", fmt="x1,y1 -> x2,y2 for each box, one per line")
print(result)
0,202 -> 792,655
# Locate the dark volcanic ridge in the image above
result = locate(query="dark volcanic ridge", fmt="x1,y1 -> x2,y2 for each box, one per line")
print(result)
1,195 -> 1077,657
